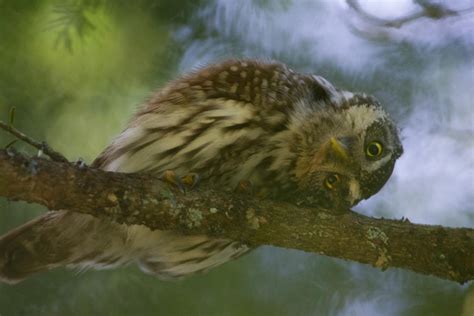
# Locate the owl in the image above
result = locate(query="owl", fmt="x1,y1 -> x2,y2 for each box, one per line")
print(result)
0,59 -> 402,283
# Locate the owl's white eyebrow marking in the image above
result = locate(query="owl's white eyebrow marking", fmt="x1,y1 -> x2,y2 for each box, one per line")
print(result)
343,104 -> 387,133
365,154 -> 392,173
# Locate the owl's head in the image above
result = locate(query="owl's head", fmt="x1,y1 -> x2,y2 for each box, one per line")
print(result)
293,90 -> 403,211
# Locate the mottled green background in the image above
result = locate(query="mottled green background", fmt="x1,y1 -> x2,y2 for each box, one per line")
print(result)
0,1 -> 472,315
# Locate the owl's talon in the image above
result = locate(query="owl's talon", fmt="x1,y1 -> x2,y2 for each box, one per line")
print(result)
162,170 -> 185,192
181,173 -> 200,190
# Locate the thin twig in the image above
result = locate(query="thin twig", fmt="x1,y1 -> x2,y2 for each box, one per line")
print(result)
0,121 -> 68,163
346,0 -> 473,29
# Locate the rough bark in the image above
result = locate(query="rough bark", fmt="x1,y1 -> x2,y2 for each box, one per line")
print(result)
0,149 -> 472,284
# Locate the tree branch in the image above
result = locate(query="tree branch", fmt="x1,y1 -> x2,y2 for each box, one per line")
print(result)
0,121 -> 68,163
0,149 -> 472,284
346,0 -> 471,28
345,0 -> 474,41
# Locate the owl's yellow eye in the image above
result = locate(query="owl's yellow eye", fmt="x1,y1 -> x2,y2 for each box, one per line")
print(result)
366,141 -> 383,157
324,174 -> 340,190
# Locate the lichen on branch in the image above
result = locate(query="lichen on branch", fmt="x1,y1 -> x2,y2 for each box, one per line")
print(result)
0,148 -> 473,284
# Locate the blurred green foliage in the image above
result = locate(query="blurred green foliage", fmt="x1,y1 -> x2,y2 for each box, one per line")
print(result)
0,0 -> 201,161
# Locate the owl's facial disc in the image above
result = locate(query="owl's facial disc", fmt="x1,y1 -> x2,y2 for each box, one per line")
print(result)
294,94 -> 402,211
299,171 -> 359,211
328,137 -> 350,161
308,106 -> 402,208
357,118 -> 403,200
297,136 -> 363,210
323,173 -> 361,209
316,136 -> 353,165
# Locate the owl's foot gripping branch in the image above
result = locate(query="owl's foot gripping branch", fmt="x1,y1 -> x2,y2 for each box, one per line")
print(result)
0,148 -> 472,284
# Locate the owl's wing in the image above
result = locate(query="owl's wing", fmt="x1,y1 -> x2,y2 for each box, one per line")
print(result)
138,59 -> 351,115
92,59 -> 349,173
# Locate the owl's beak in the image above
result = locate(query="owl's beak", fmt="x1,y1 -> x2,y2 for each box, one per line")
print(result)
329,137 -> 349,161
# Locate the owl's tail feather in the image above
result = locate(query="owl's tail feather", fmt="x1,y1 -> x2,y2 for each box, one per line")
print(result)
0,210 -> 129,284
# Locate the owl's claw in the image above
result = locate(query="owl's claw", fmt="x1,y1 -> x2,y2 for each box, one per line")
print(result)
162,170 -> 185,193
181,173 -> 200,190
162,170 -> 201,193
